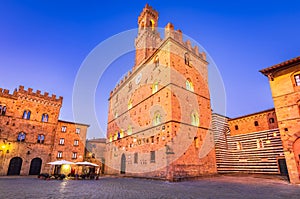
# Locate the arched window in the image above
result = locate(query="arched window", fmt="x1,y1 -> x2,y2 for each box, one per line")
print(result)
150,19 -> 155,31
186,79 -> 194,92
152,82 -> 158,94
191,112 -> 199,126
114,132 -> 118,141
234,125 -> 239,130
0,105 -> 6,116
2,106 -> 6,115
236,141 -> 242,150
128,99 -> 133,110
128,82 -> 132,91
41,113 -> 49,122
119,129 -> 124,139
127,125 -> 132,135
22,110 -> 31,120
194,137 -> 199,148
153,112 -> 161,126
184,53 -> 190,66
269,118 -> 275,124
17,132 -> 26,142
37,134 -> 45,144
154,56 -> 159,67
140,21 -> 145,30
254,121 -> 259,126
257,139 -> 264,149
294,74 -> 300,86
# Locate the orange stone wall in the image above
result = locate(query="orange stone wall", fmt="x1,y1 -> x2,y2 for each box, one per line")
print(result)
0,86 -> 62,175
52,121 -> 88,163
0,85 -> 89,176
265,62 -> 300,184
105,5 -> 217,180
228,109 -> 278,136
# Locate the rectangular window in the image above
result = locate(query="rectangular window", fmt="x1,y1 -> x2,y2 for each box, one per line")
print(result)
72,152 -> 77,159
61,126 -> 67,132
76,128 -> 80,134
150,151 -> 155,163
59,138 -> 65,145
134,153 -> 138,164
74,140 -> 79,146
57,151 -> 63,158
295,74 -> 300,86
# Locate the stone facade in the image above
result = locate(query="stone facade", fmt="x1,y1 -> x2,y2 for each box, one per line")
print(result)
260,56 -> 300,184
85,138 -> 106,174
52,120 -> 88,162
228,109 -> 278,136
0,85 -> 89,176
213,110 -> 285,174
105,4 -> 217,181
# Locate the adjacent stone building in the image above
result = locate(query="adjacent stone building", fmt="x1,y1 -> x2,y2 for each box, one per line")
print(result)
0,85 -> 89,176
213,109 -> 285,175
85,138 -> 106,174
212,56 -> 300,184
105,4 -> 217,181
260,56 -> 300,184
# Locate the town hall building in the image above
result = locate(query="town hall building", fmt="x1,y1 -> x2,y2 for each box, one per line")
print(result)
105,4 -> 300,184
105,4 -> 216,181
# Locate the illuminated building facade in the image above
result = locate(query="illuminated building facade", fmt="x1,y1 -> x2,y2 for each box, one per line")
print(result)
105,4 -> 217,181
0,85 -> 88,176
260,56 -> 300,184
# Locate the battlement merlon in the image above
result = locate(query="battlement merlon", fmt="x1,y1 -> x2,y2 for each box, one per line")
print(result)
164,23 -> 206,60
109,70 -> 133,98
16,85 -> 63,103
138,4 -> 159,26
0,88 -> 17,99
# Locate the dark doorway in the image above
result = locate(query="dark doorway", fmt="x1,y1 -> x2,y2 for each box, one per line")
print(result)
278,158 -> 289,176
120,154 -> 126,174
7,157 -> 22,175
29,158 -> 42,175
54,165 -> 61,175
100,158 -> 105,174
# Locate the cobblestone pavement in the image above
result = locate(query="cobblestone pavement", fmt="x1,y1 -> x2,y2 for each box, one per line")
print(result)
0,175 -> 299,199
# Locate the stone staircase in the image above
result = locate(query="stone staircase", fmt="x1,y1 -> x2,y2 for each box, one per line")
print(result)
212,114 -> 284,174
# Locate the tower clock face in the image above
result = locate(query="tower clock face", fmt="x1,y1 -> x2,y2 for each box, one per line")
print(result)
135,73 -> 142,84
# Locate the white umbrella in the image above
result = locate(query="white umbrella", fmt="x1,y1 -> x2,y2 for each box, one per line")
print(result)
47,160 -> 75,165
75,161 -> 99,167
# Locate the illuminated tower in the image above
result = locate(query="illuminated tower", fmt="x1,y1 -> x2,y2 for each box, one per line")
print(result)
135,4 -> 161,67
106,5 -> 216,181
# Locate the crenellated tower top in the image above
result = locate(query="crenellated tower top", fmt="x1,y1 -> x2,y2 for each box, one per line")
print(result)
135,4 -> 162,68
137,4 -> 159,31
0,85 -> 63,105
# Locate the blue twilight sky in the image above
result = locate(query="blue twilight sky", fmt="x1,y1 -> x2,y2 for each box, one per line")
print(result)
1,1 -> 300,138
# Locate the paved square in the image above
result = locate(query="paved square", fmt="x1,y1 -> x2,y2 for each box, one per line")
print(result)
0,175 -> 299,199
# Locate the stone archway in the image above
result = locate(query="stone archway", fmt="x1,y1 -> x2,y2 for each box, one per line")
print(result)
120,154 -> 126,174
29,158 -> 42,175
7,157 -> 22,175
